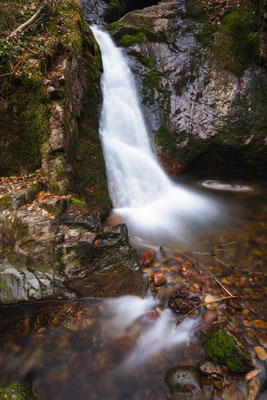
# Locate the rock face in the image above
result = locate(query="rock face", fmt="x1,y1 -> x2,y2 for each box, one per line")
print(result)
204,326 -> 253,373
108,0 -> 267,171
0,190 -> 141,304
0,0 -> 111,215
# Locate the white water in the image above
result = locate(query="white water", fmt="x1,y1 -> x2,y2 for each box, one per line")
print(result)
105,295 -> 198,370
92,27 -> 219,242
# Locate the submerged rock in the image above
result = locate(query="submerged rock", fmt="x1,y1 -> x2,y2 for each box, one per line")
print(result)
204,326 -> 253,373
165,366 -> 202,395
168,287 -> 201,314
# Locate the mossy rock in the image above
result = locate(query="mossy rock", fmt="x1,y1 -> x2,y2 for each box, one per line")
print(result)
0,382 -> 35,400
204,326 -> 253,373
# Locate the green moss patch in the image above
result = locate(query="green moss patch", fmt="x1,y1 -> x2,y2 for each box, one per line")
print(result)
204,327 -> 253,373
0,382 -> 35,400
214,4 -> 261,76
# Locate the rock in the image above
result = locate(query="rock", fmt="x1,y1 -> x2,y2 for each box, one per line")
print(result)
0,382 -> 35,400
253,320 -> 267,329
256,332 -> 267,348
66,224 -> 142,297
254,346 -> 267,361
152,272 -> 166,286
168,287 -> 201,315
204,294 -> 217,309
202,310 -> 217,324
198,360 -> 223,377
246,377 -> 260,400
61,211 -> 101,232
222,384 -> 238,400
141,248 -> 155,266
139,310 -> 159,325
165,366 -> 202,395
204,326 -> 253,373
246,369 -> 260,381
109,0 -> 267,172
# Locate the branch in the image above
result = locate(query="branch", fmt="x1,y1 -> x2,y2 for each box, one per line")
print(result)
7,5 -> 47,40
0,60 -> 23,78
175,295 -> 239,328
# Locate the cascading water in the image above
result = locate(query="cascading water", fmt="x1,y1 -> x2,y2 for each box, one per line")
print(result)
91,27 -> 219,242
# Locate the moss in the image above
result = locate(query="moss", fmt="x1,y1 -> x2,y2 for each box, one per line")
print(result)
204,327 -> 253,373
129,50 -> 154,68
71,197 -> 86,206
156,125 -> 176,148
0,382 -> 35,400
71,30 -> 111,216
214,4 -> 261,76
0,194 -> 12,206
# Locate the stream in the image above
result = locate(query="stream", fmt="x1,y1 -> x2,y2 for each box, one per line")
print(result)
0,28 -> 266,400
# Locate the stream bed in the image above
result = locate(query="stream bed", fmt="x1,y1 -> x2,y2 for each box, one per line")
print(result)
0,169 -> 266,400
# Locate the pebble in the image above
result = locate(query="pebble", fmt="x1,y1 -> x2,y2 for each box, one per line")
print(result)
204,294 -> 216,309
141,249 -> 155,266
202,310 -> 218,324
152,272 -> 166,286
254,345 -> 267,360
245,369 -> 260,381
246,377 -> 260,400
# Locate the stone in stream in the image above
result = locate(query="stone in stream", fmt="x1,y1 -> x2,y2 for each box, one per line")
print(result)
165,366 -> 202,395
204,326 -> 253,373
152,271 -> 166,286
168,287 -> 201,315
141,248 -> 155,266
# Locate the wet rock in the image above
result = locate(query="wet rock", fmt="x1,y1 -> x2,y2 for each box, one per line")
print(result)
110,0 -> 267,171
0,382 -> 35,400
198,360 -> 223,377
61,211 -> 101,232
165,366 -> 202,395
222,384 -> 238,400
202,310 -> 217,324
152,272 -> 166,286
254,346 -> 267,361
204,326 -> 253,373
246,377 -> 260,400
66,224 -> 142,297
168,287 -> 201,315
139,310 -> 159,326
204,294 -> 217,310
141,248 -> 155,266
246,369 -> 260,381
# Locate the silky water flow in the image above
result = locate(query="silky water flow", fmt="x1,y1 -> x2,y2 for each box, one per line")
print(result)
91,26 -> 220,243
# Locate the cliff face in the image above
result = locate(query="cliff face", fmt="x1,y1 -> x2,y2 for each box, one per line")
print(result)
108,0 -> 267,172
0,0 -> 144,304
0,0 -> 110,213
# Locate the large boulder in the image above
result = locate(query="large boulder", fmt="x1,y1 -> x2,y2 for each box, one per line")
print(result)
108,0 -> 267,172
0,192 -> 141,303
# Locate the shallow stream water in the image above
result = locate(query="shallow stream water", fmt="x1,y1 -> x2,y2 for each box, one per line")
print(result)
0,170 -> 266,399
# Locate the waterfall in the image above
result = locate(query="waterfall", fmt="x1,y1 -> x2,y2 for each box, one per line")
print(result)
91,27 -> 219,242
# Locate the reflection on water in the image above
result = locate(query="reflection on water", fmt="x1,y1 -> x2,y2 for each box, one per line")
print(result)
0,297 -> 202,400
0,170 -> 266,399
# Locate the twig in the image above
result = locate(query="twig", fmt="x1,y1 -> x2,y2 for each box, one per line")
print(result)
7,5 -> 46,40
0,60 -> 23,78
172,253 -> 234,297
175,295 -> 239,328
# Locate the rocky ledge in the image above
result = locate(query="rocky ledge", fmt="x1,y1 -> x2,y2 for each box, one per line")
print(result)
0,179 -> 142,304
